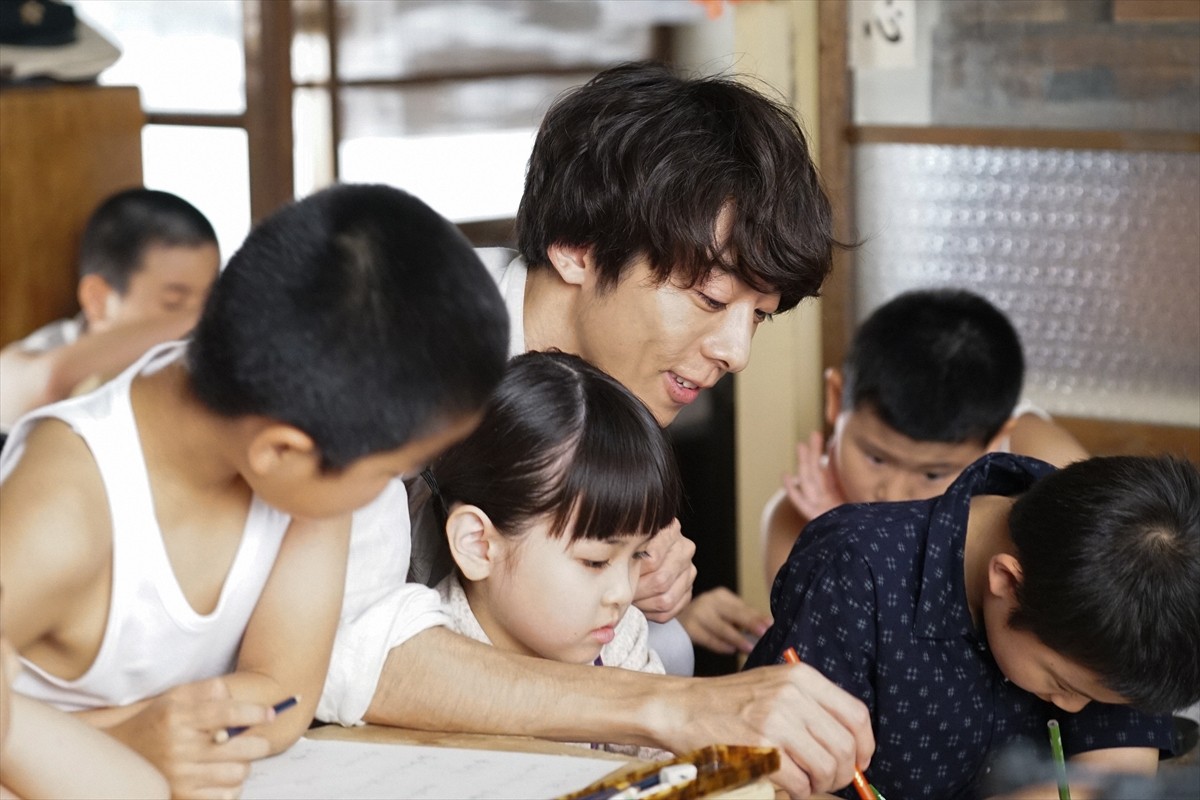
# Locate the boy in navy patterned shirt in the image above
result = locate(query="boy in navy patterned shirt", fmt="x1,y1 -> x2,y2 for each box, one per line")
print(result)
747,452 -> 1199,800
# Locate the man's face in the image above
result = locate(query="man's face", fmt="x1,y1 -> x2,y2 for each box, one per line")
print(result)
571,256 -> 780,427
95,242 -> 220,332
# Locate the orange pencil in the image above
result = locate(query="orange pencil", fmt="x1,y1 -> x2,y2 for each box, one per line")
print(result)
781,647 -> 879,800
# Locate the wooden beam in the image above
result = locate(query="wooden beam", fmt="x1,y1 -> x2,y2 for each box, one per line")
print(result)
851,126 -> 1200,153
1113,0 -> 1200,22
244,0 -> 295,223
1057,416 -> 1200,463
818,0 -> 854,372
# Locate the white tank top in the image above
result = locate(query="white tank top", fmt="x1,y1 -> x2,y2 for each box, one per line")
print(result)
1,342 -> 290,711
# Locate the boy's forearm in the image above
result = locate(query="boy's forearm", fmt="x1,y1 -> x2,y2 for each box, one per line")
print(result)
1070,746 -> 1159,776
220,670 -> 314,754
74,674 -> 297,749
8,695 -> 168,800
231,513 -> 350,754
365,626 -> 679,747
44,315 -> 197,402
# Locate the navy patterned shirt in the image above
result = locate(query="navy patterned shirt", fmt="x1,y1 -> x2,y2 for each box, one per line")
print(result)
745,453 -> 1174,800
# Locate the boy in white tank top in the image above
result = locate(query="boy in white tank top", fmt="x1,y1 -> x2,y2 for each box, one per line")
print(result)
0,185 -> 510,798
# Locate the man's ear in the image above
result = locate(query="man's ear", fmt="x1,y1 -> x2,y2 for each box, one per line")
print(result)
545,243 -> 594,288
985,417 -> 1018,454
986,553 -> 1024,602
823,367 -> 844,429
446,505 -> 498,582
245,423 -> 319,479
77,274 -> 119,329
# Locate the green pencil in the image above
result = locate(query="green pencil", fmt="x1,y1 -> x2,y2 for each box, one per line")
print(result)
1047,719 -> 1071,800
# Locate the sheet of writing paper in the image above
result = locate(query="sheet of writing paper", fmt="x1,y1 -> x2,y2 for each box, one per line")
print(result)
242,737 -> 625,800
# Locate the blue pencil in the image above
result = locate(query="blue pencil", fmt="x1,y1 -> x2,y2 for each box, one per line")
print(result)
213,695 -> 299,743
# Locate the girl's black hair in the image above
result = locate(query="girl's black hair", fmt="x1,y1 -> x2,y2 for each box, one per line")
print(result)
429,350 -> 681,542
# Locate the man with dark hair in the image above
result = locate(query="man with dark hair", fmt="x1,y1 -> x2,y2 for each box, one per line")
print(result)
320,63 -> 875,799
0,188 -> 220,430
514,61 -> 835,425
486,60 -> 838,664
748,452 -> 1199,800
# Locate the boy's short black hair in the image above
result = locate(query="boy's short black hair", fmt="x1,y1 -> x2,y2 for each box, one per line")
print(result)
188,184 -> 510,470
843,288 -> 1024,444
430,350 -> 681,542
517,61 -> 837,313
1008,455 -> 1200,713
79,188 -> 218,292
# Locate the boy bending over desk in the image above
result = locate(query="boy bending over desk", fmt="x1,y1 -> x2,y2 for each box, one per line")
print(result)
748,452 -> 1199,800
0,184 -> 509,798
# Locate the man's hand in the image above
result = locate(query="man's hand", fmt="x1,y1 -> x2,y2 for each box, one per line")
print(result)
633,518 -> 696,622
660,663 -> 874,799
677,587 -> 772,655
104,677 -> 274,800
783,431 -> 845,522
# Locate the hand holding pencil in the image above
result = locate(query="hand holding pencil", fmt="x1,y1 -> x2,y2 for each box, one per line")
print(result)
782,647 -> 887,800
212,695 -> 299,743
102,676 -> 273,798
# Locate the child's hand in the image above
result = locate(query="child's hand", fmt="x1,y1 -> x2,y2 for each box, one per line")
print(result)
783,431 -> 846,522
677,587 -> 772,655
105,677 -> 273,799
632,518 -> 697,623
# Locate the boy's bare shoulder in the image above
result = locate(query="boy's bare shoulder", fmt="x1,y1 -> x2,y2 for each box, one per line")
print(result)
1007,413 -> 1089,468
1,418 -> 114,592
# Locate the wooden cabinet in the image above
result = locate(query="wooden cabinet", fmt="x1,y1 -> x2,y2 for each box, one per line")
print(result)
0,84 -> 143,347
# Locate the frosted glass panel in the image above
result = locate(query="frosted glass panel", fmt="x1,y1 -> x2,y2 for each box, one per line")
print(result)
854,143 -> 1200,427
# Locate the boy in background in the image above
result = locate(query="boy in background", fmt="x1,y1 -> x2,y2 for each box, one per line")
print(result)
748,452 -> 1198,800
762,288 -> 1088,584
0,188 -> 220,431
0,184 -> 509,798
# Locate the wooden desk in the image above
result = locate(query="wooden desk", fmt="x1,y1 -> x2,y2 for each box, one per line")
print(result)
303,724 -> 779,799
306,722 -> 634,764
